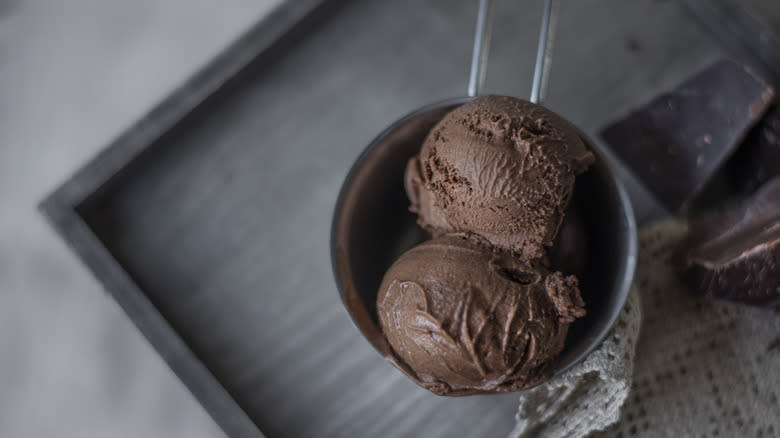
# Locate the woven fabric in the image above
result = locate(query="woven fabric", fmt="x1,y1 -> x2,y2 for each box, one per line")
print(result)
508,285 -> 641,438
510,220 -> 780,438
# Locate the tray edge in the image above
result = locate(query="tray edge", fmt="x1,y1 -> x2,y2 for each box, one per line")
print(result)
37,0 -> 780,436
38,1 -> 341,437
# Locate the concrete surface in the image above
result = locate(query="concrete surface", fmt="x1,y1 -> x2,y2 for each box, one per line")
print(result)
1,1 -> 279,436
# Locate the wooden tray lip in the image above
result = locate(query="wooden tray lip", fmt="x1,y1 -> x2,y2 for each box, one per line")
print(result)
38,1 -> 337,437
35,0 -> 780,437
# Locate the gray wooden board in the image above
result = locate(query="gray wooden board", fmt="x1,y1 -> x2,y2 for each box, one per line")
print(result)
746,0 -> 780,32
40,0 -> 780,437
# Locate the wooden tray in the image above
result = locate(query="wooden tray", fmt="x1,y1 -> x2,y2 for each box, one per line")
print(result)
40,0 -> 780,436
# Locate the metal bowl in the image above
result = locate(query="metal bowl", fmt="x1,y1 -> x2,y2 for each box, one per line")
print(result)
331,97 -> 637,388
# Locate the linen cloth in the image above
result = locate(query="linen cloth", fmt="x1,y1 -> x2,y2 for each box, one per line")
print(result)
511,220 -> 780,437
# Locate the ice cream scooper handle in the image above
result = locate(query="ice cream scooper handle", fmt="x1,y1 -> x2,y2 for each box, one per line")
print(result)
467,0 -> 558,105
467,0 -> 493,97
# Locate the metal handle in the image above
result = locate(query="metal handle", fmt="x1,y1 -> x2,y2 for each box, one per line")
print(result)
467,0 -> 493,97
468,0 -> 559,102
530,0 -> 558,104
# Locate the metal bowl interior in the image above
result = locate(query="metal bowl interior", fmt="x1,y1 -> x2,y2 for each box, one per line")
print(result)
331,97 -> 637,384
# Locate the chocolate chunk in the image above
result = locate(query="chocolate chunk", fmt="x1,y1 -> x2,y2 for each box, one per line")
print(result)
601,59 -> 775,213
729,105 -> 780,194
683,176 -> 780,310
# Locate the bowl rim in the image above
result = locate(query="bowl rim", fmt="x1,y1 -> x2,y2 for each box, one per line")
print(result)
330,96 -> 638,382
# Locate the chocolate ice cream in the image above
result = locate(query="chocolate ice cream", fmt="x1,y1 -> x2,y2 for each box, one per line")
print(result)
405,95 -> 594,259
379,95 -> 592,396
377,233 -> 585,396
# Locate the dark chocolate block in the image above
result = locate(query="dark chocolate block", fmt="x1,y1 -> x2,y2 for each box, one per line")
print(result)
729,105 -> 780,194
601,59 -> 774,213
684,176 -> 780,310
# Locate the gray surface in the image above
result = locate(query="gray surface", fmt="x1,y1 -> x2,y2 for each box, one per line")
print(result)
680,0 -> 780,85
62,0 -> 775,437
6,1 -> 780,438
42,2 -> 334,436
745,0 -> 780,44
1,1 -> 280,437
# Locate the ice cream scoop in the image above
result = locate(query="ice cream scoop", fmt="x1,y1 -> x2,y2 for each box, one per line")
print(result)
330,0 -> 636,397
377,233 -> 584,395
405,95 -> 594,259
330,98 -> 635,395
